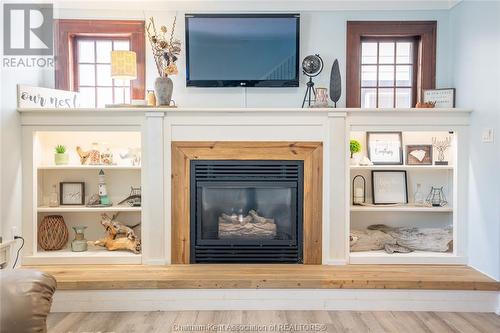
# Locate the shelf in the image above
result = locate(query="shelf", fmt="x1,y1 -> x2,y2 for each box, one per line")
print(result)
37,165 -> 141,170
350,205 -> 452,212
350,165 -> 453,170
37,205 -> 141,213
24,246 -> 141,265
349,250 -> 464,264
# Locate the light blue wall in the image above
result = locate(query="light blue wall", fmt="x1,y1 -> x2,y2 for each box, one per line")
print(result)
165,9 -> 453,107
451,1 -> 500,280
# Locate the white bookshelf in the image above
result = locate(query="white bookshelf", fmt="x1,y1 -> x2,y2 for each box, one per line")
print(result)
37,205 -> 141,213
350,165 -> 453,170
23,246 -> 142,265
349,251 -> 463,264
30,130 -> 142,265
349,130 -> 460,264
350,205 -> 453,212
37,165 -> 141,170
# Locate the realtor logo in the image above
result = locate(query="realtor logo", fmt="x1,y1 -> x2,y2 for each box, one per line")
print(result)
3,3 -> 53,55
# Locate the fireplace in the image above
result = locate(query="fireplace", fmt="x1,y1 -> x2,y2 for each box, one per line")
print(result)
190,160 -> 304,263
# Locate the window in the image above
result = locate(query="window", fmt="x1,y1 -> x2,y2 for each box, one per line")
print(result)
360,38 -> 418,108
55,20 -> 145,106
346,21 -> 437,108
76,38 -> 131,107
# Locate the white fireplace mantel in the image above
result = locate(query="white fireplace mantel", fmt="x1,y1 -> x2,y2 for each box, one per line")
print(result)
18,107 -> 471,266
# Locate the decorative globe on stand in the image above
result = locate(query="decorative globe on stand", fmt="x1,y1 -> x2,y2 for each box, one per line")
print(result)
301,54 -> 324,108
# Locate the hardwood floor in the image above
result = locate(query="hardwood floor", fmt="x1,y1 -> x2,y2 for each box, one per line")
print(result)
47,311 -> 500,333
25,264 -> 499,290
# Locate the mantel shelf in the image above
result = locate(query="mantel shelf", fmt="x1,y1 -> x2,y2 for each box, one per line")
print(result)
350,205 -> 453,212
37,165 -> 141,170
37,205 -> 141,213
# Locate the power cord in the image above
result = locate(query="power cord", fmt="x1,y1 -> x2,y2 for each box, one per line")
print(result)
12,236 -> 24,269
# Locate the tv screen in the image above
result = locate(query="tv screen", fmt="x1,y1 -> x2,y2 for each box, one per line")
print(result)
185,14 -> 300,87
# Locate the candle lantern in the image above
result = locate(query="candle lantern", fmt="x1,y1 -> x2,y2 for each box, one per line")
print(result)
352,175 -> 366,205
426,186 -> 448,207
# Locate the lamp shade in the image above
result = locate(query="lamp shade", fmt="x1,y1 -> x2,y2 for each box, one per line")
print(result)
111,50 -> 137,80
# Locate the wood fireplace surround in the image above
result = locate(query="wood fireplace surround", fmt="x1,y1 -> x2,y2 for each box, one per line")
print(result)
172,142 -> 323,264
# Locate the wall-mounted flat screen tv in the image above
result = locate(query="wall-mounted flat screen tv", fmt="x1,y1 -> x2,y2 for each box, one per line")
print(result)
185,14 -> 300,87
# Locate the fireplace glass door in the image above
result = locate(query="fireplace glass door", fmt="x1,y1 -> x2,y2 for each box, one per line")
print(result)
190,160 -> 303,263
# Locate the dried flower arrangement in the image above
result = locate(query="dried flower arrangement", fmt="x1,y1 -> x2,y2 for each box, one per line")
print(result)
146,17 -> 182,77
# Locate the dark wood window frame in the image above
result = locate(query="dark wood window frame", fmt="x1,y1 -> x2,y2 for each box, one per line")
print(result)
346,21 -> 437,108
54,19 -> 145,100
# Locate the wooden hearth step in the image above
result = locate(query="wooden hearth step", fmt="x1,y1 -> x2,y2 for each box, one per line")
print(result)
23,264 -> 499,291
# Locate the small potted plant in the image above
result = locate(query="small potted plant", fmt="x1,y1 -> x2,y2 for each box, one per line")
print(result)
54,145 -> 69,165
350,140 -> 361,165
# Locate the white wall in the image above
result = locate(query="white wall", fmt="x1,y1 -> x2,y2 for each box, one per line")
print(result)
451,1 -> 500,280
55,8 -> 453,107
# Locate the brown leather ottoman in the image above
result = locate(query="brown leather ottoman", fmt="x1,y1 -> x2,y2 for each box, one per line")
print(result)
1,269 -> 56,333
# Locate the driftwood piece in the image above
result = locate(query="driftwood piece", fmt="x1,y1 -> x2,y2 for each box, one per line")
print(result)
94,213 -> 141,254
349,229 -> 396,252
218,210 -> 277,239
368,224 -> 453,252
350,224 -> 453,253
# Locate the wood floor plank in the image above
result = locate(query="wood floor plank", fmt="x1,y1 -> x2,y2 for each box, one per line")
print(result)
46,311 -> 500,333
24,264 -> 500,291
414,311 -> 457,333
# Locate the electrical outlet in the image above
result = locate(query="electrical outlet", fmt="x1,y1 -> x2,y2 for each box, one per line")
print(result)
482,129 -> 494,143
11,226 -> 17,240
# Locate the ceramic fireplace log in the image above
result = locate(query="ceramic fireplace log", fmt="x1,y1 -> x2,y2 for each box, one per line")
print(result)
218,210 -> 277,239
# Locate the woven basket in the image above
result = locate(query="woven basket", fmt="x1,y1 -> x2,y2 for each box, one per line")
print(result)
38,215 -> 68,250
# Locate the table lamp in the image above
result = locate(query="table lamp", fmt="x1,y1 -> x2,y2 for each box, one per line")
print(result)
111,50 -> 137,81
109,50 -> 138,107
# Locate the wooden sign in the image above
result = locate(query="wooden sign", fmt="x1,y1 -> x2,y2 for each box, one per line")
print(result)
423,88 -> 455,108
17,85 -> 80,109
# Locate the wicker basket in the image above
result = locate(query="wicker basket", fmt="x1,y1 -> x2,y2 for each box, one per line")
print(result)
38,215 -> 68,250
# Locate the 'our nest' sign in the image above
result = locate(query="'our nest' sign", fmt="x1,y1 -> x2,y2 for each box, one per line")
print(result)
17,85 -> 80,109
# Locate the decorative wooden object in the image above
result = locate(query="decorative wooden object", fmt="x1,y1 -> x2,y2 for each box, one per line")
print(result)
172,141 -> 323,264
368,224 -> 453,252
94,213 -> 141,254
38,215 -> 68,250
350,224 -> 453,253
218,210 -> 277,239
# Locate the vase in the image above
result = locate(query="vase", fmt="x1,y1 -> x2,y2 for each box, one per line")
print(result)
154,76 -> 173,106
71,226 -> 88,252
54,153 -> 69,165
313,87 -> 329,107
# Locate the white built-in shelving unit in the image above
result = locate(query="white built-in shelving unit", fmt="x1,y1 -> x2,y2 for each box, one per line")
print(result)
348,128 -> 464,264
23,130 -> 142,265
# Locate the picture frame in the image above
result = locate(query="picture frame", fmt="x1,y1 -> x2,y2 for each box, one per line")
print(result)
371,170 -> 408,205
406,144 -> 433,165
60,182 -> 85,205
367,132 -> 403,165
423,88 -> 456,108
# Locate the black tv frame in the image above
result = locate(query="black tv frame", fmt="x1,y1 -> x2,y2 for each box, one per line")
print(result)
185,13 -> 300,88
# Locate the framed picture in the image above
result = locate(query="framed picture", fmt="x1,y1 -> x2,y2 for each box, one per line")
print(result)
423,88 -> 455,108
371,171 -> 408,205
367,132 -> 403,165
60,182 -> 85,205
406,145 -> 433,165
